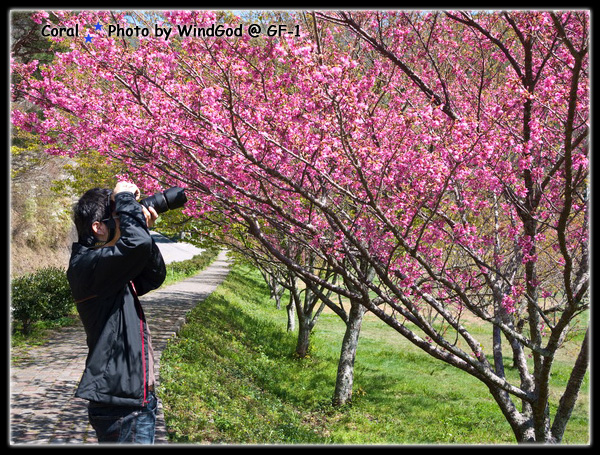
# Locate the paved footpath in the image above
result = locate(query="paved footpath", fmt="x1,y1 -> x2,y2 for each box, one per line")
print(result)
10,250 -> 231,445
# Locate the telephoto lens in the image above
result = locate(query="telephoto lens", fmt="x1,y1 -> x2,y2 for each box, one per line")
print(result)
140,187 -> 187,214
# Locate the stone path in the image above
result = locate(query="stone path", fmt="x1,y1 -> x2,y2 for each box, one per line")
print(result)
10,250 -> 231,445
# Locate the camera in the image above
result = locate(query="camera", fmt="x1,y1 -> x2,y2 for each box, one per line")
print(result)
140,187 -> 187,214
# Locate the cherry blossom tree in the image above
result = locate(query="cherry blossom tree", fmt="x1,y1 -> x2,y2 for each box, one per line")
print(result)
11,10 -> 589,443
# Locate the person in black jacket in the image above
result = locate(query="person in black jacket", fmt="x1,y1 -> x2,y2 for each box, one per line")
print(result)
67,181 -> 166,444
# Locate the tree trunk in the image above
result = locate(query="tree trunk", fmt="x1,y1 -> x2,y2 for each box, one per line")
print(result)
295,315 -> 311,357
286,296 -> 296,332
332,299 -> 366,406
550,327 -> 589,442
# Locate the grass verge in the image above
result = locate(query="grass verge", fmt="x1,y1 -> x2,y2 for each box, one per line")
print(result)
159,263 -> 589,445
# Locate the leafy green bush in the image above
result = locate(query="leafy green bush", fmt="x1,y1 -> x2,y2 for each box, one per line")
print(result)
11,267 -> 74,334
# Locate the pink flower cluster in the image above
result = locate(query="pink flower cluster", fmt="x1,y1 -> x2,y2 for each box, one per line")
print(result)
12,10 -> 588,321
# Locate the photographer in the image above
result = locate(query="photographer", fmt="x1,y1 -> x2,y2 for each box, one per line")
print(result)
67,181 -> 166,444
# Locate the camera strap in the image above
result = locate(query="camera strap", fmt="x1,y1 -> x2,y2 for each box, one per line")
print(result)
104,217 -> 117,243
80,217 -> 117,248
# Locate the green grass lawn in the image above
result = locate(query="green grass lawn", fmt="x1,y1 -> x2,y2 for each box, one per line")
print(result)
158,263 -> 590,445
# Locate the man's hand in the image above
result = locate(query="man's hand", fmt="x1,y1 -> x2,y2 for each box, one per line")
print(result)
142,205 -> 159,228
112,181 -> 158,227
112,181 -> 141,200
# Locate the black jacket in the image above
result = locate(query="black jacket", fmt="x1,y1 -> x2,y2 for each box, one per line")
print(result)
67,191 -> 166,406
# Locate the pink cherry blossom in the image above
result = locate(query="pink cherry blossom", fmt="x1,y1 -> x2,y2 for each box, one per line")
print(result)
11,10 -> 589,443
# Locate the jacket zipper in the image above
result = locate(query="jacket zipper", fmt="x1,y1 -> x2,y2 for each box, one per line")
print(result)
131,281 -> 148,406
140,318 -> 147,405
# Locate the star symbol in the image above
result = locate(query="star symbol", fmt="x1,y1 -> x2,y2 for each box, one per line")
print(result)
85,34 -> 93,43
95,21 -> 102,31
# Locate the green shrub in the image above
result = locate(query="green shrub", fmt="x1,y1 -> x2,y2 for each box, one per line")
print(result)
11,267 -> 74,334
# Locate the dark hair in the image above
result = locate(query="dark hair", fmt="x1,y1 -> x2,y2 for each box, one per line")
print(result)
72,188 -> 112,243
